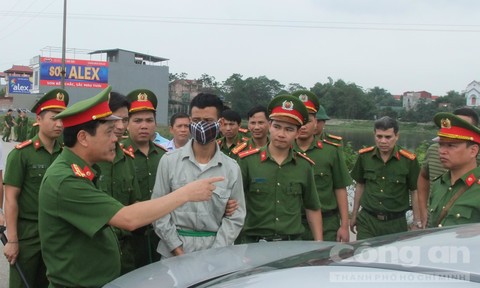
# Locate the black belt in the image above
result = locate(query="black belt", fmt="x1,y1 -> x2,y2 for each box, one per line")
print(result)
248,234 -> 301,242
322,208 -> 339,218
362,208 -> 405,221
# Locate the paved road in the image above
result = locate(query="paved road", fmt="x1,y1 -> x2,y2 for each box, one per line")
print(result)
1,140 -> 15,287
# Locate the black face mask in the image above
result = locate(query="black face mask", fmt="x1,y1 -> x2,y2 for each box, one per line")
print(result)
189,121 -> 220,145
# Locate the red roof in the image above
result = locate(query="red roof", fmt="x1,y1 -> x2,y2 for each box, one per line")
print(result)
4,65 -> 32,74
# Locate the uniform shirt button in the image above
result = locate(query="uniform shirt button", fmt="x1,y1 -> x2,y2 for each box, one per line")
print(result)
149,189 -> 153,193
442,206 -> 446,209
438,224 -> 443,227
380,189 -> 383,192
278,166 -> 281,169
430,208 -> 434,212
382,176 -> 385,180
256,189 -> 260,192
379,201 -> 382,205
275,218 -> 279,221
396,180 -> 399,183
276,200 -> 280,204
277,183 -> 280,186
38,174 -> 42,176
456,213 -> 461,218
149,172 -> 152,176
320,173 -> 324,176
448,187 -> 452,191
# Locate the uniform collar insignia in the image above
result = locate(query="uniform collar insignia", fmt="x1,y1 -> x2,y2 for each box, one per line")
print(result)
260,150 -> 267,162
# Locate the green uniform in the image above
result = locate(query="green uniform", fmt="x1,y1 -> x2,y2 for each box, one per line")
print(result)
96,143 -> 141,275
19,116 -> 29,142
3,136 -> 62,288
237,146 -> 321,243
14,115 -> 21,141
351,145 -> 420,240
294,136 -> 352,241
3,114 -> 14,141
28,123 -> 39,140
39,148 -> 124,287
120,137 -> 166,267
428,166 -> 480,228
217,134 -> 249,160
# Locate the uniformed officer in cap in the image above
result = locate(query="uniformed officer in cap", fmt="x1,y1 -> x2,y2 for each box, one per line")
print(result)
428,112 -> 480,228
96,91 -> 140,275
38,86 -> 221,287
3,88 -> 68,287
238,94 -> 323,243
292,90 -> 352,242
350,116 -> 420,240
122,89 -> 167,267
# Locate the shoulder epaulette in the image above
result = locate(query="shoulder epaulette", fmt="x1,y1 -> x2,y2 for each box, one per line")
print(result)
296,151 -> 316,165
15,139 -> 32,150
399,149 -> 416,160
71,163 -> 87,178
239,148 -> 261,159
217,139 -> 223,146
239,127 -> 249,133
122,148 -> 135,159
323,139 -> 342,147
359,146 -> 375,154
327,133 -> 343,141
154,142 -> 168,152
232,141 -> 248,155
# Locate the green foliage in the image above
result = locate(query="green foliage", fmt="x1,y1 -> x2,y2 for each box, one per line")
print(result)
414,140 -> 430,165
342,141 -> 358,171
223,74 -> 285,117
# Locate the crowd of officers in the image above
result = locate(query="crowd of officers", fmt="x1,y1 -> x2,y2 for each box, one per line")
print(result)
0,86 -> 479,287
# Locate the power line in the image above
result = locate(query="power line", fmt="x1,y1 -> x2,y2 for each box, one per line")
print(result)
1,11 -> 480,33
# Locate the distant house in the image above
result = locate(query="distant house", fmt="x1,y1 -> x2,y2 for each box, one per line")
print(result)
402,90 -> 437,110
169,79 -> 203,114
465,81 -> 480,107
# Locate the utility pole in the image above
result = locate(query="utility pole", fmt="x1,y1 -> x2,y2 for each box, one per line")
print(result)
60,0 -> 67,89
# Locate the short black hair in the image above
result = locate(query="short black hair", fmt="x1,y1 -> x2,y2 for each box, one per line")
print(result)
109,91 -> 130,113
170,112 -> 190,127
374,116 -> 399,134
189,93 -> 224,118
221,109 -> 241,125
247,105 -> 268,120
453,107 -> 479,127
63,120 -> 105,147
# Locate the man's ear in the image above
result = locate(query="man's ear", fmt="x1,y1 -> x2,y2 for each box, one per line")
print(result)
77,130 -> 89,147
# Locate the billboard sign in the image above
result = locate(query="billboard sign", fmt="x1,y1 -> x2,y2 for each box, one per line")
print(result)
9,76 -> 31,94
40,57 -> 109,88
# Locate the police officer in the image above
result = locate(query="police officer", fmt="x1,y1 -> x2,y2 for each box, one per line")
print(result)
96,91 -> 140,274
350,116 -> 420,240
3,88 -> 68,288
122,89 -> 167,267
38,86 -> 221,287
292,90 -> 352,242
428,112 -> 480,227
2,109 -> 14,142
238,95 -> 323,243
217,109 -> 249,159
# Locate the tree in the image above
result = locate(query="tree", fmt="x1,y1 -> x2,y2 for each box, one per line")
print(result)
169,72 -> 188,82
223,74 -> 285,117
286,83 -> 307,93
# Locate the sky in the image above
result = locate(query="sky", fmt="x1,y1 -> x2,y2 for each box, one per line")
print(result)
1,0 -> 480,96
